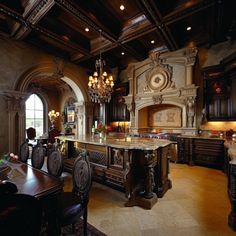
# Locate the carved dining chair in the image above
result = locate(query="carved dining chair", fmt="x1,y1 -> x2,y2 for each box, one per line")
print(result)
47,148 -> 64,178
31,142 -> 46,169
0,181 -> 42,236
57,151 -> 92,235
19,140 -> 30,163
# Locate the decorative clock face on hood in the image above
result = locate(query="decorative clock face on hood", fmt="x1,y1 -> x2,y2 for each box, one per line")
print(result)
149,73 -> 165,90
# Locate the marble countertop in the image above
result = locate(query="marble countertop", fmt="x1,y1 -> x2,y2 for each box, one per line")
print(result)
57,135 -> 173,151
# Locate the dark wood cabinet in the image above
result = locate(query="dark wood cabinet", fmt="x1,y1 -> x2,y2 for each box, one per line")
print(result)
203,52 -> 236,121
108,82 -> 130,122
193,138 -> 224,169
177,137 -> 225,169
177,137 -> 193,164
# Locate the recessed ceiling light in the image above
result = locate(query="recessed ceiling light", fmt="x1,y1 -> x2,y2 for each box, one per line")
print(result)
121,52 -> 125,55
62,35 -> 69,41
187,26 -> 191,31
151,40 -> 155,44
120,5 -> 125,11
85,28 -> 89,32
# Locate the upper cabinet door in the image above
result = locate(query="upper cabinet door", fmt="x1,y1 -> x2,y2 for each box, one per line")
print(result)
203,53 -> 236,121
108,82 -> 130,122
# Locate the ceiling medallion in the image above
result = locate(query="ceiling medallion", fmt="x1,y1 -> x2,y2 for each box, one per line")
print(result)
88,30 -> 114,103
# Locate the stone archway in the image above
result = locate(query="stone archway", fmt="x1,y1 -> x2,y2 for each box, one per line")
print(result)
5,60 -> 92,152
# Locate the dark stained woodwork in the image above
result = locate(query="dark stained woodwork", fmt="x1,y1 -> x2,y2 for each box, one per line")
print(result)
0,160 -> 63,199
177,136 -> 225,170
228,161 -> 236,231
203,52 -> 236,121
59,137 -> 172,209
0,0 -> 235,72
108,82 -> 130,122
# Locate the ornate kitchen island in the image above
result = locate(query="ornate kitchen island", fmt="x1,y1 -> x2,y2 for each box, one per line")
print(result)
57,135 -> 173,209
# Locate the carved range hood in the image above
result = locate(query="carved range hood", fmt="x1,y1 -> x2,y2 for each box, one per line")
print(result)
124,47 -> 198,135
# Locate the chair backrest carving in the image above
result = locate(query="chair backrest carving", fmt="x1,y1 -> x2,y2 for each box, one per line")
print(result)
47,149 -> 64,177
31,144 -> 45,169
19,141 -> 29,163
72,151 -> 92,205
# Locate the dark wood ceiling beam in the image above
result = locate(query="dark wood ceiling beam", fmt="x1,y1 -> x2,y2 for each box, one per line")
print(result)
54,0 -> 117,43
31,24 -> 92,56
0,6 -> 30,40
119,25 -> 156,44
0,4 -> 92,57
12,0 -> 55,39
163,0 -> 216,25
136,0 -> 178,51
120,44 -> 146,61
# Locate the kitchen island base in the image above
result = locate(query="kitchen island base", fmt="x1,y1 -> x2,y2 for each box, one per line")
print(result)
58,136 -> 173,209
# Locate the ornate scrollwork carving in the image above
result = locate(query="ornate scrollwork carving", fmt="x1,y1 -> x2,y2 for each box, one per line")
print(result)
145,52 -> 174,92
152,95 -> 163,104
186,96 -> 196,127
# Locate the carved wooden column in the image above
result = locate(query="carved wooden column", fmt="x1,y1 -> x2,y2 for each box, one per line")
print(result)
125,149 -> 158,209
228,158 -> 236,231
143,150 -> 156,199
123,149 -> 132,198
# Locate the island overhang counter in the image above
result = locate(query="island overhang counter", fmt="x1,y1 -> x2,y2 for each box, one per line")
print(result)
57,135 -> 173,209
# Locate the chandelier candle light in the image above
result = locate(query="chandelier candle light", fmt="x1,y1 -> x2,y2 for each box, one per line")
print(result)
88,30 -> 114,103
48,110 -> 60,129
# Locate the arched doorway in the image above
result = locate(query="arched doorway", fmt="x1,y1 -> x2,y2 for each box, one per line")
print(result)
9,61 -> 92,153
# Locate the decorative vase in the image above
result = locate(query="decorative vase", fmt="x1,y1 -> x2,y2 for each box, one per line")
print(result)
99,132 -> 106,139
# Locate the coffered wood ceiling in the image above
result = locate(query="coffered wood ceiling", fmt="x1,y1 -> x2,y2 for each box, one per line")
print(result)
0,0 -> 235,73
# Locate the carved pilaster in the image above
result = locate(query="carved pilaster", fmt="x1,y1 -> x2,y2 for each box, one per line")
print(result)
0,90 -> 29,153
186,96 -> 196,128
74,101 -> 86,136
144,151 -> 156,199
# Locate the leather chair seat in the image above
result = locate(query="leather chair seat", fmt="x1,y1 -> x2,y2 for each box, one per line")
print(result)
58,192 -> 83,226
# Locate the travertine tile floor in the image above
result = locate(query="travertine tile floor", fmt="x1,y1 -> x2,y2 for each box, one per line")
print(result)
63,163 -> 235,236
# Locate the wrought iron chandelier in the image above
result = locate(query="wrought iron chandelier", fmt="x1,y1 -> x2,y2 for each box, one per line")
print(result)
88,30 -> 114,103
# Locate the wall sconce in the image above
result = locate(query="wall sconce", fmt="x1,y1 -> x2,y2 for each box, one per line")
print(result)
48,110 -> 60,129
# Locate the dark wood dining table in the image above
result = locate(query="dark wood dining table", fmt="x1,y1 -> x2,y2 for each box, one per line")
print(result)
0,160 -> 63,235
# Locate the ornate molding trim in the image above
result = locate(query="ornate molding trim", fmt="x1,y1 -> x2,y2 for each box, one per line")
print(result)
27,0 -> 55,24
0,90 -> 29,113
152,95 -> 163,104
145,53 -> 175,92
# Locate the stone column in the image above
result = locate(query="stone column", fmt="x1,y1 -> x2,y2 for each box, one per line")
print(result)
185,47 -> 198,86
0,90 -> 28,153
186,96 -> 196,128
74,101 -> 86,137
186,65 -> 193,86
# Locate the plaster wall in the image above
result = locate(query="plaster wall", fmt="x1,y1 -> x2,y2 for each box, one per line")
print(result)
0,38 -> 90,155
